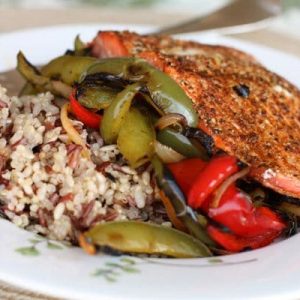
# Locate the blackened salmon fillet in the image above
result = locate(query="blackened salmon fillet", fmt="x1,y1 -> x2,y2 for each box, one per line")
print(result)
90,31 -> 300,199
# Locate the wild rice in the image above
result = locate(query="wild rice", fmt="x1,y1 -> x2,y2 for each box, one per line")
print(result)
0,85 -> 166,242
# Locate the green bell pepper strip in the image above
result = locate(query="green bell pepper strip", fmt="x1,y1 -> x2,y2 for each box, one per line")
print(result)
17,52 -> 72,98
19,54 -> 198,128
77,85 -> 118,110
74,35 -> 85,54
66,35 -> 92,57
151,155 -> 216,246
17,53 -> 96,96
17,52 -> 49,86
83,221 -> 212,258
117,107 -> 155,168
78,74 -> 164,115
157,128 -> 209,161
41,55 -> 97,85
100,83 -> 141,144
80,57 -> 136,80
84,57 -> 198,127
19,82 -> 37,96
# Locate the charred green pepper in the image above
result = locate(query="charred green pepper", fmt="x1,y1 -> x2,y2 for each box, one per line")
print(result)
17,53 -> 96,96
17,52 -> 72,98
117,107 -> 155,168
19,82 -> 37,96
157,128 -> 209,161
84,57 -> 198,127
75,35 -> 85,52
19,54 -> 198,129
76,85 -> 118,110
42,55 -> 97,85
83,221 -> 212,258
81,57 -> 136,80
100,83 -> 141,144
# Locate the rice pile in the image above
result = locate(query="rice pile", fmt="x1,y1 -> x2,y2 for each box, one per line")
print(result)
0,85 -> 167,242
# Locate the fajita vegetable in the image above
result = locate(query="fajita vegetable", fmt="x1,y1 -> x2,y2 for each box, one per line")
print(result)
1,30 -> 299,259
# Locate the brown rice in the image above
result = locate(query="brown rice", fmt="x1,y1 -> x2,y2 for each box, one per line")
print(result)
0,85 -> 168,243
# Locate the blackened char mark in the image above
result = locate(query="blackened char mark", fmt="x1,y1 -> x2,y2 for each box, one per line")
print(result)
183,127 -> 215,157
77,73 -> 131,93
268,191 -> 300,205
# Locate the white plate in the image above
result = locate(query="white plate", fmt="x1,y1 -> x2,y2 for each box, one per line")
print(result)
1,24 -> 300,300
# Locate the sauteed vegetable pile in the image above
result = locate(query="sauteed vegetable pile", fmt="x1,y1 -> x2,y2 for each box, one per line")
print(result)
15,35 -> 298,258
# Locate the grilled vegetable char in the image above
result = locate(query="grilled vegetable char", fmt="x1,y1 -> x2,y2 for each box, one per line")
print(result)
90,31 -> 300,198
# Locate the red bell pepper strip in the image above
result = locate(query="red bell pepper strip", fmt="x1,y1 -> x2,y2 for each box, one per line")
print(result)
207,225 -> 283,252
167,158 -> 206,195
188,155 -> 238,209
168,156 -> 286,251
206,184 -> 286,237
69,91 -> 102,129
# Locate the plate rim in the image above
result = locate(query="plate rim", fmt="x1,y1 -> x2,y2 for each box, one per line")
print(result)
1,23 -> 300,300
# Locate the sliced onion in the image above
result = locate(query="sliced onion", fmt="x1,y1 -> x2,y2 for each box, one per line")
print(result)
155,113 -> 187,130
210,167 -> 250,208
51,80 -> 72,99
60,103 -> 90,159
280,202 -> 300,217
154,140 -> 185,163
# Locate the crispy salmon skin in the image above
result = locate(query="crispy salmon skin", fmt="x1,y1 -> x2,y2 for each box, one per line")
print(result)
91,31 -> 300,198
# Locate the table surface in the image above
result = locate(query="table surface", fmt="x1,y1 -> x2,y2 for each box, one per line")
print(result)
0,7 -> 299,300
